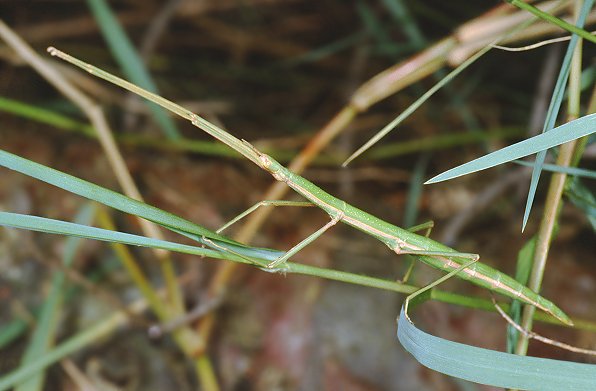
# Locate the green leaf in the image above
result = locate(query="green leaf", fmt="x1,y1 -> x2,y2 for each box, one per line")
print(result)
425,114 -> 596,184
397,307 -> 596,390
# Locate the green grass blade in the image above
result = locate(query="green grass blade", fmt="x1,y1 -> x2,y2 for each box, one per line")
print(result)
505,0 -> 596,43
86,0 -> 181,140
342,38 -> 494,166
0,148 -> 288,262
0,149 -> 237,246
0,299 -> 144,391
0,96 -> 93,135
566,176 -> 596,230
368,127 -> 524,160
522,0 -> 593,231
0,96 -> 245,160
15,204 -> 95,391
0,319 -> 28,350
0,211 -> 527,317
397,307 -> 596,390
513,160 -> 596,179
382,0 -> 425,47
0,211 -> 266,267
507,236 -> 536,353
284,32 -> 365,66
0,148 -> 285,263
356,1 -> 395,52
403,154 -> 429,227
424,113 -> 596,184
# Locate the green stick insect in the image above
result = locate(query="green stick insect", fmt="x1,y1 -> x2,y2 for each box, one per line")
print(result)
46,47 -> 572,326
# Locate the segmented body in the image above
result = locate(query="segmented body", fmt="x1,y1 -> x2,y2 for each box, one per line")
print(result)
258,153 -> 571,325
46,47 -> 571,326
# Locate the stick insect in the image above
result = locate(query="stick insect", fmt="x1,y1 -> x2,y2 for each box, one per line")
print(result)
46,47 -> 573,326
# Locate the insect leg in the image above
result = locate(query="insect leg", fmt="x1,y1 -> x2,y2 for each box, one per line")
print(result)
217,200 -> 313,234
267,213 -> 343,269
401,220 -> 435,283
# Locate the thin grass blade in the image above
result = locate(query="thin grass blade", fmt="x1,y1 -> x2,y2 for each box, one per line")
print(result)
505,0 -> 596,43
0,295 -> 149,391
342,40 -> 493,166
0,211 -> 267,267
0,96 -> 240,160
86,0 -> 181,140
507,236 -> 536,353
0,319 -> 27,350
357,1 -> 391,48
512,159 -> 596,179
382,0 -> 425,46
424,113 -> 596,184
2,211 -> 566,325
522,0 -> 593,231
403,153 -> 429,227
566,176 -> 596,229
342,11 -> 538,166
0,96 -> 91,134
0,149 -> 230,243
15,204 -> 95,391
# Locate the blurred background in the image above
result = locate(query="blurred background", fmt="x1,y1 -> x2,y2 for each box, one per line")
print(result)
1,1 -> 595,390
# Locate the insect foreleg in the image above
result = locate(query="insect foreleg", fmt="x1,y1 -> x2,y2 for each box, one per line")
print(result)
402,256 -> 480,323
406,220 -> 434,236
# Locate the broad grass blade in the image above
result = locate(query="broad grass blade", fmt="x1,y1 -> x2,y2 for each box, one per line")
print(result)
397,306 -> 596,390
